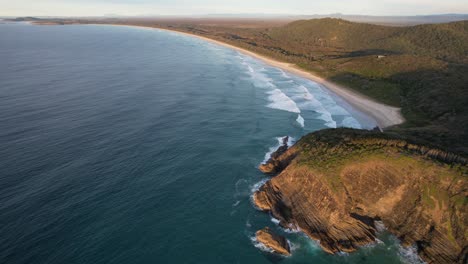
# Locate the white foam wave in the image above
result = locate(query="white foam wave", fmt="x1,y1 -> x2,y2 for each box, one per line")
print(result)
251,236 -> 275,253
239,53 -> 372,130
250,178 -> 269,194
340,116 -> 362,129
271,217 -> 281,225
251,235 -> 292,257
298,85 -> 315,100
282,223 -> 300,234
262,136 -> 295,164
311,85 -> 351,116
291,85 -> 337,128
249,70 -> 276,88
296,114 -> 305,127
315,110 -> 337,128
279,69 -> 290,78
239,56 -> 277,88
398,244 -> 425,264
266,89 -> 301,113
375,220 -> 387,233
251,178 -> 271,210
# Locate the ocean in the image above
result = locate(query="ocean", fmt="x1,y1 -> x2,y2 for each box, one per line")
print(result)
0,22 -> 421,263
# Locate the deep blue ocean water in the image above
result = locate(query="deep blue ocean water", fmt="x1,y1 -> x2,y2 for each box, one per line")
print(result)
0,22 -> 423,263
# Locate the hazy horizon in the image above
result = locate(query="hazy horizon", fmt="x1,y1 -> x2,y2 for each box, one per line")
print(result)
2,13 -> 468,19
1,0 -> 468,17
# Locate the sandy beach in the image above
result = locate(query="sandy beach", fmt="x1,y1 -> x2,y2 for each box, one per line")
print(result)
112,24 -> 405,128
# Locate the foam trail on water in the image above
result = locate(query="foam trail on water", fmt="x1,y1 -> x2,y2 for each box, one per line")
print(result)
296,114 -> 305,127
279,69 -> 290,78
267,89 -> 301,113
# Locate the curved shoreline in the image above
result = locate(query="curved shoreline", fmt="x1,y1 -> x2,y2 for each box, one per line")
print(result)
103,23 -> 405,128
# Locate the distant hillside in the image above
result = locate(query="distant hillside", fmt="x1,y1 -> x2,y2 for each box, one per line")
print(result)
270,19 -> 468,62
8,17 -> 42,22
293,14 -> 468,26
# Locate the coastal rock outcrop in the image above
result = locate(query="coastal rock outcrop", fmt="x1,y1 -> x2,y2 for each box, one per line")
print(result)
255,227 -> 291,256
259,136 -> 297,174
254,128 -> 467,263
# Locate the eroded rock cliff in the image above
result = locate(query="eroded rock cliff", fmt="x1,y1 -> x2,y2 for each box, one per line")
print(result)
255,227 -> 291,256
254,128 -> 467,263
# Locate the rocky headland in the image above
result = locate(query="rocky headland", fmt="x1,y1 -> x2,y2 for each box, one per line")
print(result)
254,128 -> 467,263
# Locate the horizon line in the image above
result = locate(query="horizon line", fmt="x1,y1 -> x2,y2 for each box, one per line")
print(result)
2,12 -> 468,19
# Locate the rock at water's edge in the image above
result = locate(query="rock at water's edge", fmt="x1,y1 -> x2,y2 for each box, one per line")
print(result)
255,227 -> 291,256
259,136 -> 296,174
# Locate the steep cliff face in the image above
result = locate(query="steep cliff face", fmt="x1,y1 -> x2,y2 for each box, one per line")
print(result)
253,128 -> 467,263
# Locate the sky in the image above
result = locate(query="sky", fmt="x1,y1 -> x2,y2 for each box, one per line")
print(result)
1,0 -> 467,17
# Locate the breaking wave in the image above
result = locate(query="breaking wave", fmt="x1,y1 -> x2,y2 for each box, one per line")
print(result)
262,136 -> 295,164
266,89 -> 301,113
250,236 -> 275,253
341,116 -> 362,129
296,114 -> 305,127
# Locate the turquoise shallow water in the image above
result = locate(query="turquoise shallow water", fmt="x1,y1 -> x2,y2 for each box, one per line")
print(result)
0,22 -> 422,263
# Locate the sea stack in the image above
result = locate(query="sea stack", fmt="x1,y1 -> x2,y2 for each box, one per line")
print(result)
255,227 -> 291,256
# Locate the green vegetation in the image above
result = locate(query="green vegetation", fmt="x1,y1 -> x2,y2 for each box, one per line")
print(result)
294,128 -> 466,183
